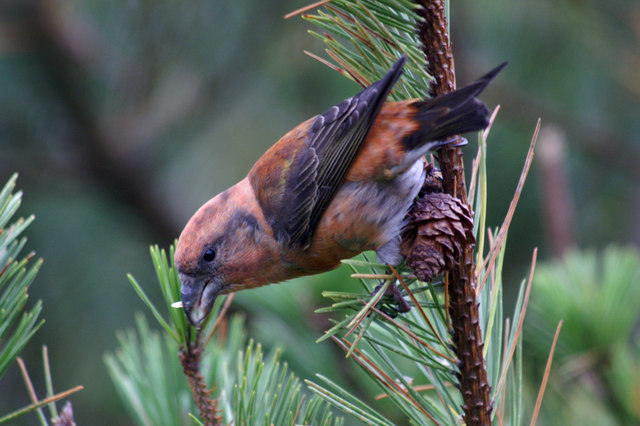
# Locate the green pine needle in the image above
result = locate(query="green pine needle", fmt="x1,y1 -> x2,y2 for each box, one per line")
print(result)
114,243 -> 343,425
0,174 -> 44,381
295,1 -> 539,423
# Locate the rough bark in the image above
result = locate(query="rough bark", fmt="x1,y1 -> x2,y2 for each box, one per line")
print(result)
413,1 -> 493,424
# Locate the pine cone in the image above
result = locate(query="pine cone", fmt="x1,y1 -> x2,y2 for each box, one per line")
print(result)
402,174 -> 474,282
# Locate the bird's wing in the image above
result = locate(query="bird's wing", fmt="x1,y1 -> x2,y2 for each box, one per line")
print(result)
283,56 -> 407,248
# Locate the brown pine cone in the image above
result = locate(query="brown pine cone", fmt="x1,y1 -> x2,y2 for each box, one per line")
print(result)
401,168 -> 474,282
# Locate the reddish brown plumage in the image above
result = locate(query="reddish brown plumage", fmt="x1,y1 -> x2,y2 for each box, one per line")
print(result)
235,101 -> 424,276
174,57 -> 501,325
177,103 -> 422,287
176,178 -> 286,291
249,119 -> 314,199
346,101 -> 420,181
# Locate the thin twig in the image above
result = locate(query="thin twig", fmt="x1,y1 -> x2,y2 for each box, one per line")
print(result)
16,358 -> 47,425
325,49 -> 371,87
0,386 -> 84,424
374,382 -> 454,399
326,8 -> 375,49
304,50 -> 350,77
469,105 -> 500,206
345,282 -> 388,336
444,273 -> 450,329
284,0 -> 334,19
530,320 -> 563,426
357,2 -> 400,49
369,304 -> 456,364
332,336 -> 441,425
468,147 -> 481,206
495,248 -> 537,396
331,336 -> 399,392
351,273 -> 404,280
497,317 -> 510,424
477,119 -> 540,294
390,265 -> 455,359
42,346 -> 58,420
326,5 -> 396,47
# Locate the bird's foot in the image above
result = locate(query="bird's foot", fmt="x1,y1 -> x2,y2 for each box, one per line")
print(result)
371,280 -> 411,317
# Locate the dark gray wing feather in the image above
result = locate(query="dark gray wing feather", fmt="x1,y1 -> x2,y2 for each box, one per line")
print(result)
284,56 -> 407,248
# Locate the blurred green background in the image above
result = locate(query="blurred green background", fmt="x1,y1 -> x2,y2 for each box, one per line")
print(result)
1,0 -> 638,424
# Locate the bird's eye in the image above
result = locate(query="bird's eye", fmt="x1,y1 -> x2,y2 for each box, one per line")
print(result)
202,248 -> 216,262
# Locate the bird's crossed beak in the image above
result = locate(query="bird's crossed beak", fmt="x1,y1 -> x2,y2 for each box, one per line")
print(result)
179,272 -> 223,326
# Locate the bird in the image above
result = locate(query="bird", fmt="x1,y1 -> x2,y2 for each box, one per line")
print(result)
175,55 -> 505,326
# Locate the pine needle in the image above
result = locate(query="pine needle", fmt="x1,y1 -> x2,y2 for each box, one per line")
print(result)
285,0 -> 334,19
0,386 -> 83,424
495,248 -> 537,397
478,119 -> 540,294
530,320 -> 563,426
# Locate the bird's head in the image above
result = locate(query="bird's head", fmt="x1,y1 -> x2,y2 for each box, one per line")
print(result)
174,180 -> 273,326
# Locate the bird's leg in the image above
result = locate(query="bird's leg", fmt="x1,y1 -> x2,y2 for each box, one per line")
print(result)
385,279 -> 412,314
371,271 -> 411,316
374,237 -> 411,314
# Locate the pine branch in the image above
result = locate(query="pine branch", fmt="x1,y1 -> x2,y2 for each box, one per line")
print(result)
415,2 -> 491,424
416,0 -> 455,97
0,175 -> 82,424
0,174 -> 44,380
110,245 -> 342,425
295,1 -> 546,425
179,336 -> 222,426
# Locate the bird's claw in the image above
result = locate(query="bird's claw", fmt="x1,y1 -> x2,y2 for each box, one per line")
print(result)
371,279 -> 411,317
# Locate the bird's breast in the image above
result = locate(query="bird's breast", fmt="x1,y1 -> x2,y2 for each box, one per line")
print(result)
285,159 -> 425,273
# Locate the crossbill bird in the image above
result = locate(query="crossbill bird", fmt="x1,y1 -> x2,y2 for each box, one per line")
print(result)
176,55 -> 504,325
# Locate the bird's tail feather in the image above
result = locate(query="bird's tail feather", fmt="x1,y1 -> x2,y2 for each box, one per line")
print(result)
403,62 -> 507,151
